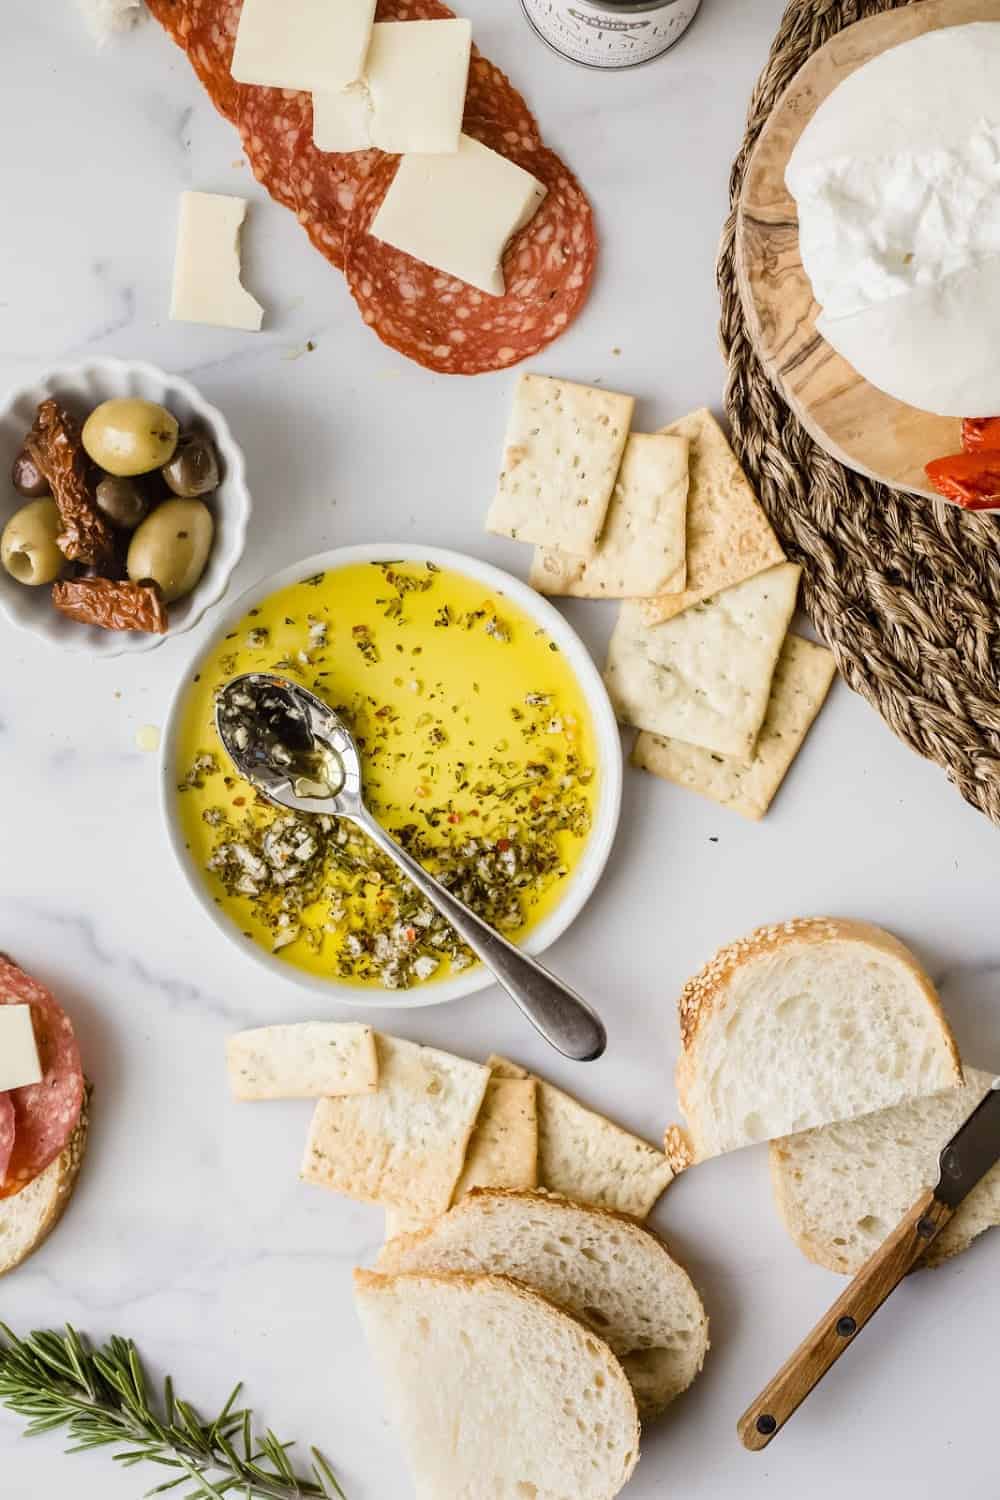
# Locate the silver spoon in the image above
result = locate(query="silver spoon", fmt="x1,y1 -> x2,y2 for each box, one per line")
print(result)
215,672 -> 606,1062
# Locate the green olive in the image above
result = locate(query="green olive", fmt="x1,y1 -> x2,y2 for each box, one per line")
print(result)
162,433 -> 220,498
82,399 -> 179,477
1,498 -> 66,586
127,498 -> 214,603
11,448 -> 48,498
95,474 -> 149,531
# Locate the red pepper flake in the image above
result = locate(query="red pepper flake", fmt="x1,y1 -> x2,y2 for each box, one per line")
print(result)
404,926 -> 417,943
233,796 -> 246,807
447,812 -> 461,824
496,838 -> 511,853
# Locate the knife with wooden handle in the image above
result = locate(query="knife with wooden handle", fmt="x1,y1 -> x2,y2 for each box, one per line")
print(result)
739,1077 -> 1000,1451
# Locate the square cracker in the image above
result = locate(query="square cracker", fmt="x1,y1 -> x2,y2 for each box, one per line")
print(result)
384,1074 -> 537,1243
604,562 -> 801,759
454,1076 -> 538,1198
486,373 -> 634,559
530,433 -> 688,599
226,1022 -> 378,1101
301,1034 -> 489,1216
641,408 -> 785,625
632,634 -> 837,820
488,1056 -> 673,1219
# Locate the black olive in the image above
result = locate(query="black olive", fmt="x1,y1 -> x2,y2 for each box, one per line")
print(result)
11,448 -> 48,499
162,433 -> 220,498
95,474 -> 149,531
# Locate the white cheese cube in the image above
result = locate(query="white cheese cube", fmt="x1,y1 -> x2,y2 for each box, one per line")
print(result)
231,0 -> 376,93
0,1005 -> 43,1092
313,19 -> 472,155
170,191 -> 264,333
369,135 -> 547,297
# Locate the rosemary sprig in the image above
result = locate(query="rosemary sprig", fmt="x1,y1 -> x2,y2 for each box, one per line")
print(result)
0,1325 -> 345,1500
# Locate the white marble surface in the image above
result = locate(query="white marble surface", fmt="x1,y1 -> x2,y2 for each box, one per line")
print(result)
2,2 -> 998,1497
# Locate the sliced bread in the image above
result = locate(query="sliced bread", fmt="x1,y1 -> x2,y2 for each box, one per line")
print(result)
771,1068 -> 1000,1274
354,1268 -> 640,1500
377,1189 -> 709,1418
0,1099 -> 89,1277
671,918 -> 962,1162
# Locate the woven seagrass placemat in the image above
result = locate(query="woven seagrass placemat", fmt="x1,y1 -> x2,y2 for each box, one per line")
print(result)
718,0 -> 1000,825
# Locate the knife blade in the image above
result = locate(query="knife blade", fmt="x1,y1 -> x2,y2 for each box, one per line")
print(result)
935,1077 -> 1000,1207
739,1076 -> 1000,1450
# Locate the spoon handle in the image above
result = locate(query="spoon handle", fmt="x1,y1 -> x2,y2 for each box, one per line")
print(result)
354,810 -> 606,1062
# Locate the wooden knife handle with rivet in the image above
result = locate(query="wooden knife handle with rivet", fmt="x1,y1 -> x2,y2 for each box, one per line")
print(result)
738,1187 -> 954,1451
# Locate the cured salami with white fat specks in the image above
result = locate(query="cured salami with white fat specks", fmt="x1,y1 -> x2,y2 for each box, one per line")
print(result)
0,1094 -> 14,1190
0,957 -> 84,1200
147,0 -> 595,368
344,117 -> 596,374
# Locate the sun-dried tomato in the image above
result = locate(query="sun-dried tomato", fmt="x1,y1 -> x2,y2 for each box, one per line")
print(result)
51,577 -> 168,633
25,400 -> 117,568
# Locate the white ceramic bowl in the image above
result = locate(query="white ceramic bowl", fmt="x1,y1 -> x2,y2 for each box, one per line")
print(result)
161,543 -> 623,1008
0,358 -> 251,656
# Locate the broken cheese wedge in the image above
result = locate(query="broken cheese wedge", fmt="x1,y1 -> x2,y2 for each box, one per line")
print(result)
170,192 -> 264,332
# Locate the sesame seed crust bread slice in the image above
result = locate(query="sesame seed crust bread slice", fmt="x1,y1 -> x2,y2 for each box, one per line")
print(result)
376,1188 -> 709,1419
354,1268 -> 640,1500
0,1093 -> 89,1277
671,918 -> 962,1163
770,1068 -> 1000,1274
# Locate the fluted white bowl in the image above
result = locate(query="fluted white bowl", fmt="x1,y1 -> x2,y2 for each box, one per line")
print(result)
0,358 -> 251,656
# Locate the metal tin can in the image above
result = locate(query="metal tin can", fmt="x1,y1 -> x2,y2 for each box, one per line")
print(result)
520,0 -> 701,70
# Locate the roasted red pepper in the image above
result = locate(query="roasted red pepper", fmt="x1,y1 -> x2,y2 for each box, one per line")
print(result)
925,451 -> 1000,510
961,417 -> 1000,453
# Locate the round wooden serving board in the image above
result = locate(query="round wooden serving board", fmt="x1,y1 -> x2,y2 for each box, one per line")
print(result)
735,0 -> 1000,501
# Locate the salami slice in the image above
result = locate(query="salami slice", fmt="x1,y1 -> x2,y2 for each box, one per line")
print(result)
344,118 -> 596,374
0,958 -> 84,1201
187,0 -> 245,124
290,128 -> 381,271
238,87 -> 312,214
465,52 -> 541,150
0,1094 -> 14,1190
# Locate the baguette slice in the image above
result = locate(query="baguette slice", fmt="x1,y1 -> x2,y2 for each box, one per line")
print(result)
671,918 -> 962,1163
0,1098 -> 89,1277
377,1189 -> 709,1418
771,1068 -> 1000,1274
355,1269 -> 640,1500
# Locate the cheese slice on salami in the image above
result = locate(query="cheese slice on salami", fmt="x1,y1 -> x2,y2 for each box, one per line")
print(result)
313,20 -> 471,155
0,1005 -> 43,1091
369,135 -> 546,296
786,22 -> 1000,416
231,0 -> 376,92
